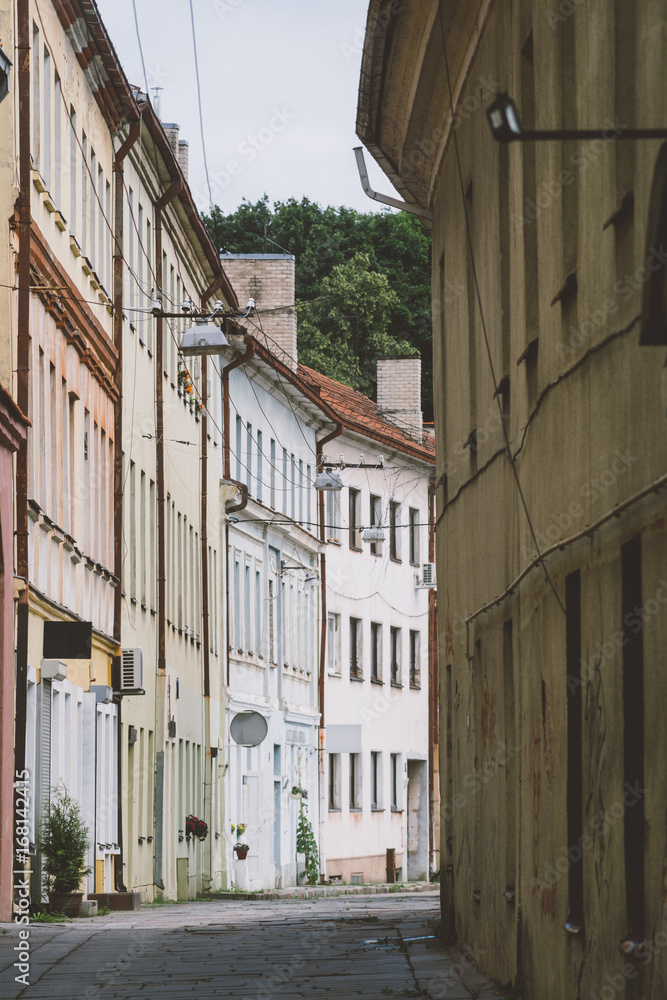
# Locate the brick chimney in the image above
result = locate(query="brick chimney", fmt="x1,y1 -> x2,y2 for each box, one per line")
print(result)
162,122 -> 180,158
221,254 -> 297,371
376,356 -> 423,440
178,140 -> 189,181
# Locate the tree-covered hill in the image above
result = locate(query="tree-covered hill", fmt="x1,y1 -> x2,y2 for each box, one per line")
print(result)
202,197 -> 433,418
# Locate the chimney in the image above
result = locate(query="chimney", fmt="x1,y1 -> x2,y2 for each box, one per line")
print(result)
376,357 -> 423,440
221,254 -> 297,371
161,122 -> 180,159
178,141 -> 189,181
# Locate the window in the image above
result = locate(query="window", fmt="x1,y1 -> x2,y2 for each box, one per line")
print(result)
409,508 -> 420,565
370,494 -> 383,555
69,107 -> 77,241
349,488 -> 361,549
235,415 -> 242,482
350,617 -> 362,679
349,753 -> 361,810
298,459 -> 303,524
282,448 -> 288,515
327,613 -> 341,675
326,489 -> 341,542
256,431 -> 263,503
370,622 -> 382,682
328,753 -> 341,810
409,630 -> 421,688
246,423 -> 253,494
390,754 -> 400,810
270,438 -> 276,508
371,752 -> 382,810
244,562 -> 252,652
389,502 -> 401,560
255,569 -> 262,655
390,626 -> 402,685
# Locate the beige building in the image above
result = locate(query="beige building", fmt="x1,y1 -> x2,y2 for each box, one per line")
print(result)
358,2 -> 667,998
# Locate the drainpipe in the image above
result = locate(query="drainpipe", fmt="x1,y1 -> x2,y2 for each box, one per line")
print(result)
353,147 -> 433,221
315,423 -> 343,876
199,277 -> 222,890
427,474 -> 437,875
14,0 -> 31,874
112,115 -> 141,895
222,344 -> 254,689
153,177 -> 183,893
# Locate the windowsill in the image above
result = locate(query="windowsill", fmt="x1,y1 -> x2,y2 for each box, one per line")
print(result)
326,538 -> 341,545
409,561 -> 420,568
409,684 -> 421,691
391,807 -> 403,813
328,671 -> 342,678
370,550 -> 383,558
370,677 -> 383,685
391,681 -> 402,689
389,556 -> 402,564
328,808 -> 342,813
349,674 -> 364,683
349,807 -> 362,813
371,807 -> 384,813
349,545 -> 362,553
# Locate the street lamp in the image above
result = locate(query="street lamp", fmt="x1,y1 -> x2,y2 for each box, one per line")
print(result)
314,468 -> 343,491
179,318 -> 231,357
486,93 -> 667,142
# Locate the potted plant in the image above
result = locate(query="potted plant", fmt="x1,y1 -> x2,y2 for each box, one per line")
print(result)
38,785 -> 92,917
291,785 -> 308,800
185,814 -> 208,842
232,822 -> 248,859
296,802 -> 319,885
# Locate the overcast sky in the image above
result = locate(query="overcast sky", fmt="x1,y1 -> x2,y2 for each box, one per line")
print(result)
96,0 -> 400,216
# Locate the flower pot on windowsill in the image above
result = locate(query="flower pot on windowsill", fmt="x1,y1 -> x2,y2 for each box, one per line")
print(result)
233,842 -> 249,860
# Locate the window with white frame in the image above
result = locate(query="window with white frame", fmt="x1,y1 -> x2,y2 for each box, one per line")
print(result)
327,613 -> 341,675
371,751 -> 382,810
349,752 -> 361,810
371,622 -> 382,681
350,617 -> 362,679
389,501 -> 402,560
390,626 -> 402,685
349,488 -> 361,550
369,494 -> 383,556
409,507 -> 420,565
328,753 -> 341,810
409,630 -> 421,688
390,753 -> 401,811
326,489 -> 341,542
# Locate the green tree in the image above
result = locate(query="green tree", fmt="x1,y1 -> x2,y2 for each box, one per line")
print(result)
203,197 -> 433,416
296,802 -> 319,886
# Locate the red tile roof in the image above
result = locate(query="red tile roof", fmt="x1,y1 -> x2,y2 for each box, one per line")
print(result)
297,365 -> 435,463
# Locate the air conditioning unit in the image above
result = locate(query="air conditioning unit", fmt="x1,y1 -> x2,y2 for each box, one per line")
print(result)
119,648 -> 145,694
415,562 -> 437,589
168,719 -> 176,738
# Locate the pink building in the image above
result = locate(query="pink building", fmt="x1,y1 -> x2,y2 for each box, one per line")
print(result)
0,384 -> 29,922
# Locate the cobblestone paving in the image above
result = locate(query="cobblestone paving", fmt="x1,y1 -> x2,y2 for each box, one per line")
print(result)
0,891 -> 502,999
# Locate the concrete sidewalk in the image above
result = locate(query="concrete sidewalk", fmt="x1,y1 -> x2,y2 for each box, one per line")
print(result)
0,890 -> 505,999
200,879 -> 437,901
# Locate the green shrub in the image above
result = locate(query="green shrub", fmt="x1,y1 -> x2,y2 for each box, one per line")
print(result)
296,802 -> 319,885
38,785 -> 92,893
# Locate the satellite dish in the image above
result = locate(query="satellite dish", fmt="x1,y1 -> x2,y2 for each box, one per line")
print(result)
230,711 -> 268,747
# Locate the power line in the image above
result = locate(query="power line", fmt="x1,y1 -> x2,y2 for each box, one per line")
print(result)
188,0 -> 214,211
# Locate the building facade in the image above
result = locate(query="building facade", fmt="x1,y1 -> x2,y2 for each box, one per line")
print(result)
358,2 -> 667,998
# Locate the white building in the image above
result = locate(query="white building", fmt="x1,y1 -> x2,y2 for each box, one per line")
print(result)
300,358 -> 436,884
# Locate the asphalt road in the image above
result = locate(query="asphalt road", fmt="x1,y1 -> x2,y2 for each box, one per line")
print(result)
0,890 -> 500,999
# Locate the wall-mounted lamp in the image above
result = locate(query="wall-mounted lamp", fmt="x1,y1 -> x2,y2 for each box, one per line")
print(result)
487,93 -> 667,143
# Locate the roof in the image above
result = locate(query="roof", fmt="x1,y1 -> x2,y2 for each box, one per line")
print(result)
297,364 -> 435,464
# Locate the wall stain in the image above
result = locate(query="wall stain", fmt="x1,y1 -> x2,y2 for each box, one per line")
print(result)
584,663 -> 610,911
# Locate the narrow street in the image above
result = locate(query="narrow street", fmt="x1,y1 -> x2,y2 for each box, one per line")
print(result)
0,891 -> 499,1000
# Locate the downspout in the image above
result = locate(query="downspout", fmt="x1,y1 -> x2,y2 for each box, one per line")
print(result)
112,115 -> 141,895
199,276 -> 222,890
427,474 -> 437,875
153,176 -> 183,893
315,422 -> 343,876
14,0 -> 31,872
353,147 -> 433,221
222,344 -> 254,689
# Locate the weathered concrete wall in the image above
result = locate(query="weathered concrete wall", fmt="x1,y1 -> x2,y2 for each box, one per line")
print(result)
359,0 -> 667,996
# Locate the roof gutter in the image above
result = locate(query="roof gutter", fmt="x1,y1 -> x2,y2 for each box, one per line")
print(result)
354,146 -> 432,221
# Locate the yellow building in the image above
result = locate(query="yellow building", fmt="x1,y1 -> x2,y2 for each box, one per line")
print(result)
358,2 -> 667,997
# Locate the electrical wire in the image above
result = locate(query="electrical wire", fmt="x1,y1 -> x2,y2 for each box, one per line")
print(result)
437,1 -> 565,616
188,0 -> 214,210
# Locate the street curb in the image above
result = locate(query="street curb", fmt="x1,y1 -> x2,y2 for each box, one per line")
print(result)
197,882 -> 438,902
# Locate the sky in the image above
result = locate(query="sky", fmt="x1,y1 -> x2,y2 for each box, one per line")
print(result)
95,0 -> 401,216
